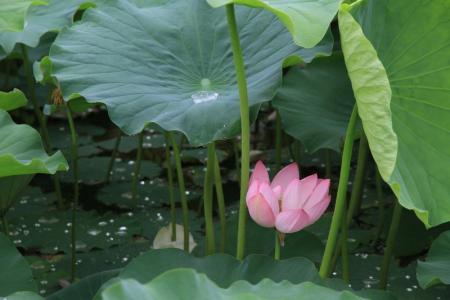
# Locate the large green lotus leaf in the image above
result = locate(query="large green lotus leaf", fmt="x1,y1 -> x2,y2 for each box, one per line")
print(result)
0,233 -> 38,296
97,268 -> 364,300
0,0 -> 101,57
417,231 -> 450,289
0,89 -> 27,111
273,53 -> 355,153
117,248 -> 319,286
0,110 -> 68,177
49,0 -> 333,145
207,0 -> 340,48
338,0 -> 450,226
0,0 -> 46,32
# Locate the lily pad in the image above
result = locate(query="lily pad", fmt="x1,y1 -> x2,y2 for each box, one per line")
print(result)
50,0 -> 333,145
0,109 -> 68,177
98,268 -> 364,300
339,253 -> 450,300
273,53 -> 355,153
0,89 -> 28,111
61,156 -> 161,184
207,0 -> 341,48
8,210 -> 142,253
98,181 -> 199,209
417,231 -> 450,289
338,0 -> 450,226
0,233 -> 38,296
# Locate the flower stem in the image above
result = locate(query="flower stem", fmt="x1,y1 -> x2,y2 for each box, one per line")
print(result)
379,200 -> 403,289
275,110 -> 282,172
1,215 -> 9,236
325,150 -> 332,179
164,132 -> 177,241
330,131 -> 369,272
319,105 -> 358,278
168,132 -> 190,252
226,4 -> 251,260
131,131 -> 144,207
374,169 -> 386,241
204,143 -> 216,255
65,103 -> 79,282
274,231 -> 281,260
21,44 -> 64,209
341,202 -> 350,283
346,132 -> 369,220
233,139 -> 241,184
105,135 -> 122,184
214,152 -> 227,253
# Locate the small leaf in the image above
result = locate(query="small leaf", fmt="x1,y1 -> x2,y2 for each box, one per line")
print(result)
0,109 -> 68,177
0,89 -> 28,111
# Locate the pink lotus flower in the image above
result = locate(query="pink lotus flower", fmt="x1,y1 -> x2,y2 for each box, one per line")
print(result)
246,161 -> 331,234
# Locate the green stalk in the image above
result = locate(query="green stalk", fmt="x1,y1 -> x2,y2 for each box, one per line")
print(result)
204,143 -> 216,255
319,105 -> 358,278
275,110 -> 282,172
341,202 -> 350,283
214,152 -> 227,252
65,103 -> 79,282
379,200 -> 403,289
347,132 -> 369,219
3,60 -> 10,90
164,132 -> 177,241
374,169 -> 385,241
233,139 -> 241,184
168,132 -> 190,252
291,139 -> 301,165
105,135 -> 122,184
325,150 -> 332,179
329,131 -> 370,272
274,231 -> 281,260
131,131 -> 144,206
1,215 -> 9,236
21,44 -> 64,209
226,4 -> 251,260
